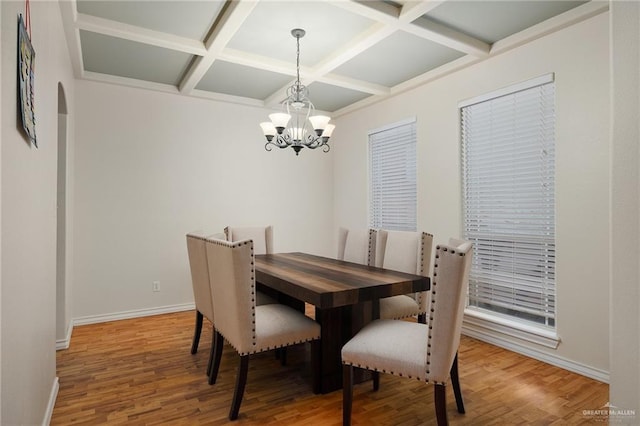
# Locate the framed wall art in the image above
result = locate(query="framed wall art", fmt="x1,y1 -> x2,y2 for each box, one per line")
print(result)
17,13 -> 37,147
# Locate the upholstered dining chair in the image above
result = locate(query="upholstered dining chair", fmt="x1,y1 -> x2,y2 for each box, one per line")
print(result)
205,237 -> 321,421
224,225 -> 273,255
186,232 -> 224,377
375,230 -> 433,324
337,227 -> 377,266
342,239 -> 473,426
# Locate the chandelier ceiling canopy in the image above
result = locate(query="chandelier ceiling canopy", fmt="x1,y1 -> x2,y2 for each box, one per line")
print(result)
260,29 -> 335,156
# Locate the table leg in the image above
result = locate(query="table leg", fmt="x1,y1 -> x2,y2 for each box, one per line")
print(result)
315,301 -> 374,393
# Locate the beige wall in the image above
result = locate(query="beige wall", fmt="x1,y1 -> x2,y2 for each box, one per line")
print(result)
72,80 -> 334,319
332,13 -> 610,375
1,0 -> 76,424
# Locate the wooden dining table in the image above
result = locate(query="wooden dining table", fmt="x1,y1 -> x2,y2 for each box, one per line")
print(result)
254,252 -> 430,394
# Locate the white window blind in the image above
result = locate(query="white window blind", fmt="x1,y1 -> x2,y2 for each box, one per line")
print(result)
369,119 -> 417,231
461,75 -> 556,329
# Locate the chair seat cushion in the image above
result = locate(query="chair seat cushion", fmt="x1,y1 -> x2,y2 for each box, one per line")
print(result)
342,319 -> 428,381
379,295 -> 420,320
252,304 -> 320,354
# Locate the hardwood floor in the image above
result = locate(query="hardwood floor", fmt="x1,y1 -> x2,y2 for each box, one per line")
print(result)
53,310 -> 608,425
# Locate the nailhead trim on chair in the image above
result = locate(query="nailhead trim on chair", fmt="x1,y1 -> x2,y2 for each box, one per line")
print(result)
221,333 -> 320,357
186,233 -> 208,242
367,229 -> 376,266
414,232 -> 433,313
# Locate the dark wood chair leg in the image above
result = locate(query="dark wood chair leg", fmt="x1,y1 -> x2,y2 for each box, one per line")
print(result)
206,326 -> 216,377
311,340 -> 321,394
450,352 -> 465,414
434,383 -> 448,426
191,311 -> 203,354
208,331 -> 224,385
372,371 -> 379,391
343,364 -> 353,426
417,313 -> 427,324
229,355 -> 249,421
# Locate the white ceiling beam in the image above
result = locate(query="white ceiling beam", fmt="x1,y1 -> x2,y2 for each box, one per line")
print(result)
58,0 -> 84,78
218,48 -> 298,77
83,71 -> 180,95
76,13 -> 207,56
334,0 -> 488,58
406,17 -> 490,57
179,0 -> 259,94
398,1 -> 446,24
190,89 -> 265,108
491,0 -> 610,55
318,73 -> 389,96
331,0 -> 399,25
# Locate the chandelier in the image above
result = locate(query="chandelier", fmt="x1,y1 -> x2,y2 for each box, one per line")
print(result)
260,28 -> 335,156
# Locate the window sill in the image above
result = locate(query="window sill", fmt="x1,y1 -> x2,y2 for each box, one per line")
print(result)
463,309 -> 560,349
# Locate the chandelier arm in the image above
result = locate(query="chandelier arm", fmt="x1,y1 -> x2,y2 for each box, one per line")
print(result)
304,134 -> 321,149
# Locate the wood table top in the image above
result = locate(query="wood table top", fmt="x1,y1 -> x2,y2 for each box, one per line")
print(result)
255,252 -> 429,309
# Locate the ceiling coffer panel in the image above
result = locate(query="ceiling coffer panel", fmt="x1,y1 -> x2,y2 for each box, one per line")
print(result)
76,0 -> 225,41
80,30 -> 193,86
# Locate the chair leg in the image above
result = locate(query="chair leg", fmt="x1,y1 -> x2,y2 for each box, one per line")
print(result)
229,355 -> 249,421
208,331 -> 224,385
450,352 -> 465,414
434,383 -> 448,426
372,371 -> 379,391
311,340 -> 321,394
417,313 -> 427,324
280,347 -> 287,366
206,326 -> 216,377
191,311 -> 204,354
343,364 -> 353,426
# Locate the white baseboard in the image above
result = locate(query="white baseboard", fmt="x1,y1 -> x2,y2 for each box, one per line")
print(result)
462,325 -> 609,383
43,377 -> 59,426
73,302 -> 195,326
56,322 -> 74,351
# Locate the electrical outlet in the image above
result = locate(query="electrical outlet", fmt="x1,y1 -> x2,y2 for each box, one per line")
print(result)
152,281 -> 160,292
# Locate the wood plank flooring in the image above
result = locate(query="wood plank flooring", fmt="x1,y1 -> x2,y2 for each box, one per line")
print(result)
53,310 -> 608,425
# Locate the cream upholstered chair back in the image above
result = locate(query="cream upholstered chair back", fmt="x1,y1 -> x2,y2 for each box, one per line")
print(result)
224,226 -> 273,255
205,237 -> 257,356
337,227 -> 376,266
186,232 -> 214,322
376,230 -> 433,311
426,240 -> 472,383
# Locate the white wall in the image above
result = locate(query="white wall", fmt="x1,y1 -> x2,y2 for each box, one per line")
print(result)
73,81 -> 334,319
333,13 -> 610,375
1,1 -> 75,424
609,0 -> 640,416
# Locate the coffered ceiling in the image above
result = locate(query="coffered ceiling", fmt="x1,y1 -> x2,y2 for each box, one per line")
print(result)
59,0 -> 608,116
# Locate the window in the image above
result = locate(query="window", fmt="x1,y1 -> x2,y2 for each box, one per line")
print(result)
369,118 -> 417,231
460,74 -> 556,330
